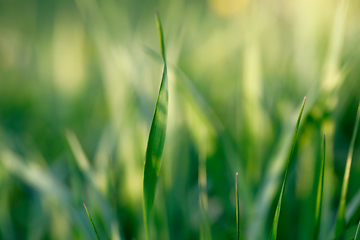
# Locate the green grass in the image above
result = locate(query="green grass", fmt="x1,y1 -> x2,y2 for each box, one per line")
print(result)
335,103 -> 360,237
142,10 -> 169,240
355,221 -> 360,240
236,172 -> 242,240
268,97 -> 306,240
313,134 -> 326,240
83,203 -> 101,240
1,1 -> 360,240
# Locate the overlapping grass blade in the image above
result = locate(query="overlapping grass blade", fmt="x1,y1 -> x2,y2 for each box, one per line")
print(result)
142,10 -> 169,240
335,103 -> 360,237
313,134 -> 326,240
268,97 -> 306,240
83,203 -> 101,240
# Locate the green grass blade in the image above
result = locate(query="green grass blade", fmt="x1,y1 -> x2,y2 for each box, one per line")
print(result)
155,9 -> 166,63
332,224 -> 359,240
335,103 -> 360,237
268,97 -> 306,240
83,203 -> 101,240
346,188 -> 360,223
313,134 -> 326,240
142,10 -> 169,240
236,172 -> 241,240
355,220 -> 360,240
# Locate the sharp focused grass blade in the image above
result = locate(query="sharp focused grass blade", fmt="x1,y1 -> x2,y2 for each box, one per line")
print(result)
313,134 -> 326,240
268,97 -> 306,240
355,220 -> 360,240
335,103 -> 360,237
236,172 -> 241,240
83,203 -> 101,240
142,10 -> 169,240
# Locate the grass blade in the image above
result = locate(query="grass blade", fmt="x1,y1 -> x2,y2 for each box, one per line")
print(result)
236,172 -> 241,240
346,188 -> 360,223
355,220 -> 360,240
313,134 -> 326,240
335,103 -> 360,237
332,224 -> 359,240
142,10 -> 169,240
83,203 -> 101,240
268,97 -> 306,240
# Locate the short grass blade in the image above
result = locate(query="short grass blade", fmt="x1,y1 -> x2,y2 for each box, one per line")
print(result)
268,97 -> 306,240
83,203 -> 101,240
313,134 -> 326,240
355,220 -> 360,240
335,103 -> 360,237
142,10 -> 169,240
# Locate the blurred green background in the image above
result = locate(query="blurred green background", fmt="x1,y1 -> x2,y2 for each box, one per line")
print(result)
0,0 -> 360,239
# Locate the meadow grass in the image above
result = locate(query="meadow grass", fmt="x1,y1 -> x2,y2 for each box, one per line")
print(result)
0,1 -> 360,240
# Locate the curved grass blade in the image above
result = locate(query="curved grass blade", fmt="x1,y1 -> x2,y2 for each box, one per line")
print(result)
143,46 -> 252,213
313,134 -> 326,240
355,220 -> 360,240
268,97 -> 306,240
335,103 -> 360,237
142,10 -> 169,240
83,203 -> 101,240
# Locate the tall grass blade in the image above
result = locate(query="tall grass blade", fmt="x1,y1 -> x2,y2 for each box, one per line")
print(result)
313,134 -> 326,240
355,220 -> 360,240
142,10 -> 169,240
83,203 -> 101,240
144,48 -> 252,212
335,103 -> 360,237
268,97 -> 306,240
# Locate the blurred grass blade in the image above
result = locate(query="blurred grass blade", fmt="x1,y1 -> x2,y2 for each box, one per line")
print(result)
142,10 -> 169,240
332,224 -> 358,240
199,197 -> 212,240
236,172 -> 241,240
335,103 -> 360,237
83,203 -> 101,240
268,97 -> 306,240
198,128 -> 212,240
313,134 -> 326,240
355,221 -> 360,240
346,188 -> 360,223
